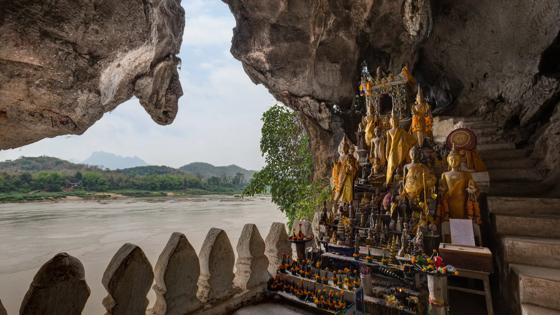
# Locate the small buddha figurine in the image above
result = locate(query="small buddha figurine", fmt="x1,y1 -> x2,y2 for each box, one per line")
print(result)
403,146 -> 437,203
332,136 -> 359,204
369,126 -> 386,174
364,111 -> 380,150
385,111 -> 417,185
410,86 -> 433,147
438,145 -> 481,223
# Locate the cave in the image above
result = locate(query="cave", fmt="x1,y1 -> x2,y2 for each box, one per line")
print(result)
1,0 -> 560,315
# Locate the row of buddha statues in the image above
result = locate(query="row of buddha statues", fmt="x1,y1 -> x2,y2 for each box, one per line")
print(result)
331,85 -> 483,240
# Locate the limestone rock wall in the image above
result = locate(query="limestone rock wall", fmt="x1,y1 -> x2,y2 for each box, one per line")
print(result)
0,0 -> 185,149
224,0 -> 560,179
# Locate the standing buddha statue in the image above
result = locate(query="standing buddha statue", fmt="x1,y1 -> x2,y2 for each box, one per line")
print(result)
410,86 -> 433,147
332,136 -> 359,204
403,146 -> 437,205
385,111 -> 417,185
369,127 -> 386,175
438,145 -> 481,224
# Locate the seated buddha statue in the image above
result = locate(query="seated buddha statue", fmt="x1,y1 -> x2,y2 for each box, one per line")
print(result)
410,87 -> 433,147
332,136 -> 359,205
385,111 -> 417,185
438,145 -> 481,224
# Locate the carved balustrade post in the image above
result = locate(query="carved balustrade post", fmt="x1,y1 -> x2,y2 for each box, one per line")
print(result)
102,243 -> 153,315
234,224 -> 270,290
197,228 -> 235,303
152,232 -> 201,315
20,253 -> 90,315
264,222 -> 291,275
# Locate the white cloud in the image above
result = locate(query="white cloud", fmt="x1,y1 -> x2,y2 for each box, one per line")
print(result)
0,0 -> 276,171
183,15 -> 234,47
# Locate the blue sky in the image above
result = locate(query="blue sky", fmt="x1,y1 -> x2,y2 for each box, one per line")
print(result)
0,0 -> 275,170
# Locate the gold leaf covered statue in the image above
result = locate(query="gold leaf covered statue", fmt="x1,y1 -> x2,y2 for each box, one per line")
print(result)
438,145 -> 481,224
410,86 -> 433,147
332,136 -> 359,204
403,146 -> 436,203
385,111 -> 417,185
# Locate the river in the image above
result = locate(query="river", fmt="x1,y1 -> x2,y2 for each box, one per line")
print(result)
0,196 -> 286,314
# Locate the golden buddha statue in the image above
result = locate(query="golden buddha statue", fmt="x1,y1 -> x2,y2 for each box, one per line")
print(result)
385,112 -> 417,185
369,127 -> 386,174
401,65 -> 416,87
403,146 -> 436,203
438,146 -> 481,224
364,115 -> 377,150
332,136 -> 359,204
410,87 -> 433,147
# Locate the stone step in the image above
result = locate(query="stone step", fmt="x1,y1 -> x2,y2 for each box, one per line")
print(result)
478,142 -> 516,151
477,134 -> 505,145
522,304 -> 560,315
473,126 -> 502,137
480,149 -> 529,160
489,168 -> 543,182
489,182 -> 552,197
488,197 -> 560,216
461,121 -> 498,129
511,264 -> 560,311
494,214 -> 560,238
485,158 -> 535,169
502,236 -> 560,269
454,116 -> 486,123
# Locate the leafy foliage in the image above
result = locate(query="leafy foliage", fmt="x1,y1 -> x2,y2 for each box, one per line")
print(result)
0,158 -> 253,198
244,104 -> 329,225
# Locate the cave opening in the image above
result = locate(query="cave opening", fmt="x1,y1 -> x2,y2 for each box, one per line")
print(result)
539,31 -> 560,78
379,94 -> 393,115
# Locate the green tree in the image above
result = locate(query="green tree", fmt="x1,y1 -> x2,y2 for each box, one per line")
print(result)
34,172 -> 65,192
82,172 -> 108,191
243,104 -> 328,225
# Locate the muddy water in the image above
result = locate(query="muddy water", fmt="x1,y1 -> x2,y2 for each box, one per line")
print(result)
0,196 -> 286,314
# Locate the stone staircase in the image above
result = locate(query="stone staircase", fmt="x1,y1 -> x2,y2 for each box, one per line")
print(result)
488,197 -> 560,315
454,117 -> 551,197
450,117 -> 559,315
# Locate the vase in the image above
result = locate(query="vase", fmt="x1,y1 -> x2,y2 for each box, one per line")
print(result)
427,273 -> 449,315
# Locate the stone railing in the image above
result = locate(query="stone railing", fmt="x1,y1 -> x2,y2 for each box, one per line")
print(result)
2,222 -> 291,315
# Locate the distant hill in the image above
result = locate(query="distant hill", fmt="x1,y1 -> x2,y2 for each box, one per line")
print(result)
83,151 -> 147,170
119,165 -> 183,176
180,162 -> 255,181
0,156 -> 99,173
0,156 -> 256,182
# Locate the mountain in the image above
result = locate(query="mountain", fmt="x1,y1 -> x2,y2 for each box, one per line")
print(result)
0,156 -> 99,173
83,152 -> 147,170
180,162 -> 256,181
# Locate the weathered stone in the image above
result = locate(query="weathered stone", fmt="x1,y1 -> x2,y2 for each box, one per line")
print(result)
197,228 -> 235,303
521,304 -> 560,315
151,233 -> 201,315
234,224 -> 270,290
502,237 -> 560,269
511,264 -> 560,311
0,0 -> 184,149
20,253 -> 89,315
224,0 -> 560,182
488,197 -> 560,216
264,222 -> 291,275
102,243 -> 154,315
